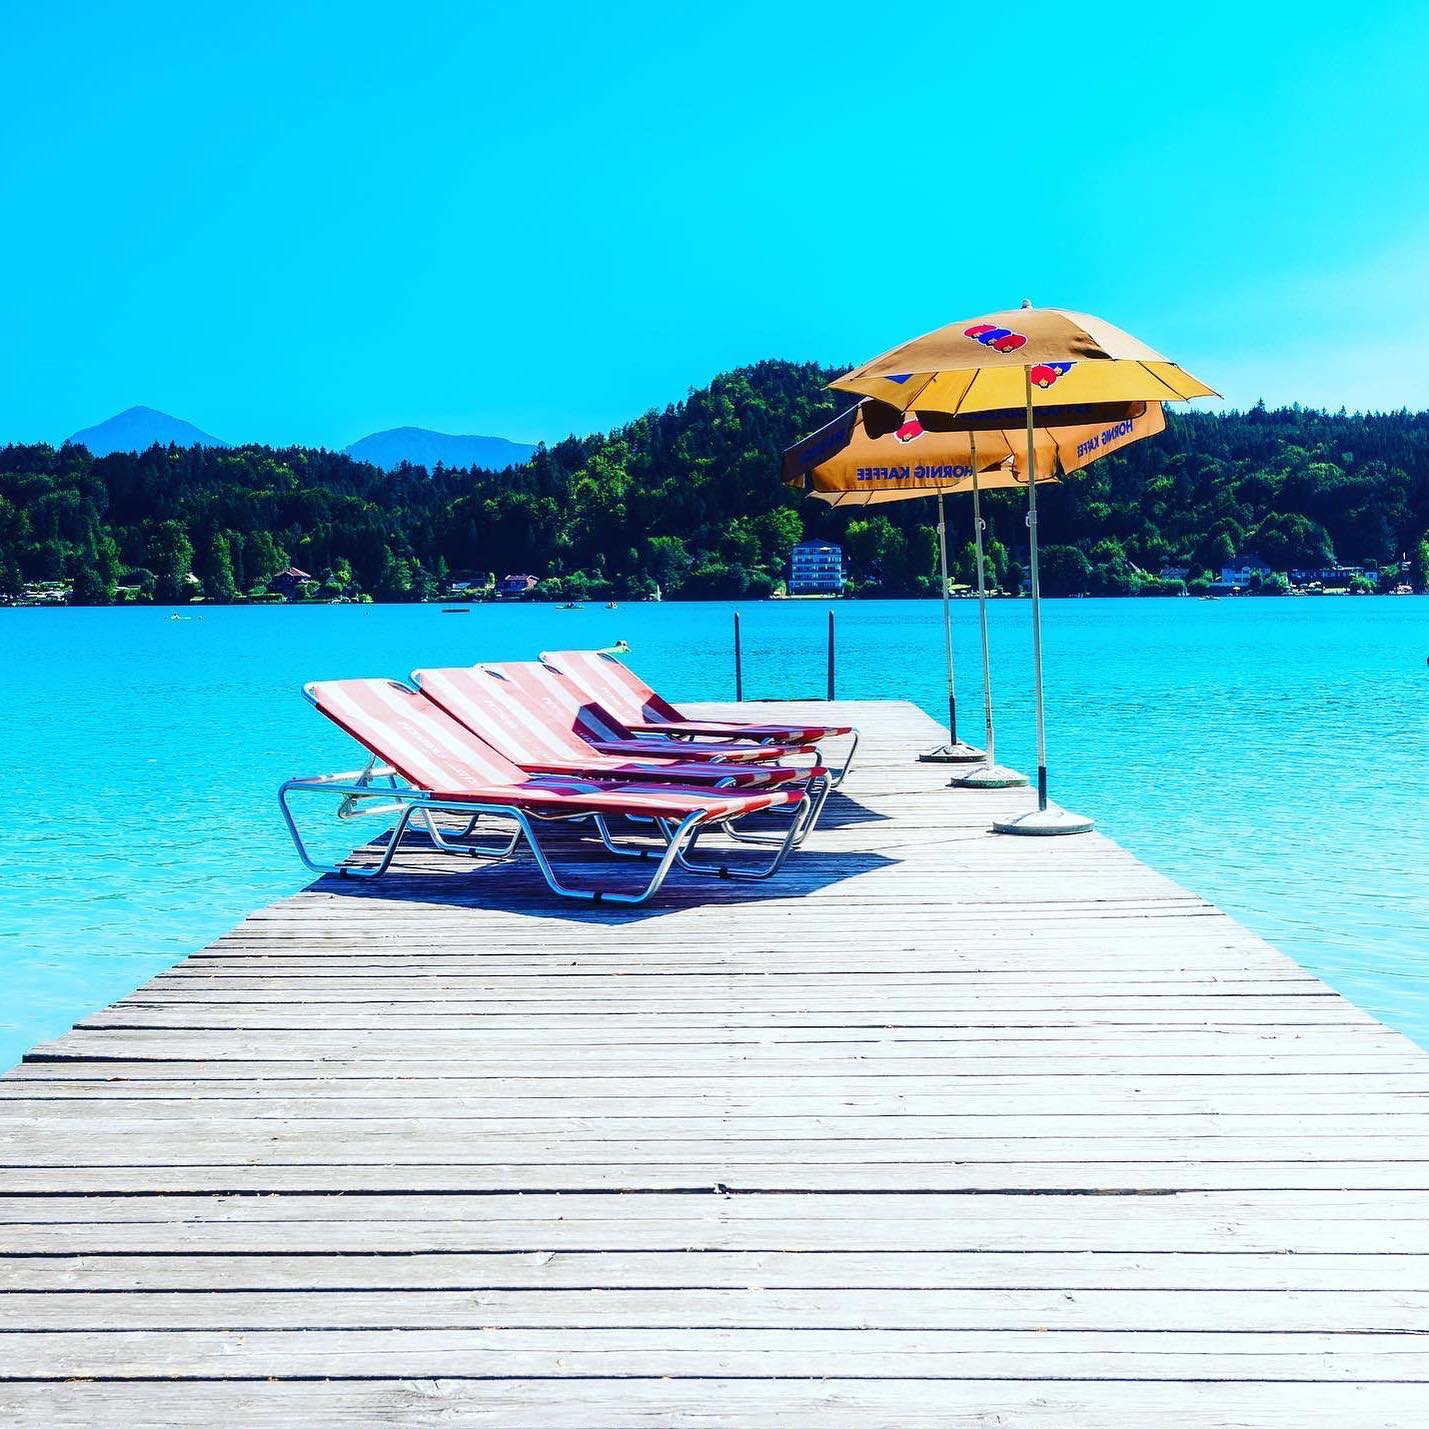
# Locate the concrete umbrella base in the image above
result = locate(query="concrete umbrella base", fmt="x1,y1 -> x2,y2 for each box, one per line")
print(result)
993,804 -> 1095,836
918,741 -> 987,764
949,762 -> 1030,790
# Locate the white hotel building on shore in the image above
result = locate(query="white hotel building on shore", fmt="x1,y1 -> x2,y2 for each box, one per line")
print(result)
789,541 -> 844,595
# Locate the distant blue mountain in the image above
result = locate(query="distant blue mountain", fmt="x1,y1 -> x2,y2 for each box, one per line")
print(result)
61,408 -> 535,471
68,405 -> 228,456
344,426 -> 537,472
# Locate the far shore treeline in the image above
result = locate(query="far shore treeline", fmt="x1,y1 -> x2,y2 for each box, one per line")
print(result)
3,361 -> 1428,605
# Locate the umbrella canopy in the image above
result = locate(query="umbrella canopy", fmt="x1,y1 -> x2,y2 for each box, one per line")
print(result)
831,306 -> 1216,414
783,398 -> 1164,507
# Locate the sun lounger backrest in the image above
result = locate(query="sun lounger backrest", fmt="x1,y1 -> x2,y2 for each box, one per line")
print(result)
476,663 -> 630,745
413,666 -> 564,765
306,678 -> 522,792
540,649 -> 681,724
411,665 -> 600,766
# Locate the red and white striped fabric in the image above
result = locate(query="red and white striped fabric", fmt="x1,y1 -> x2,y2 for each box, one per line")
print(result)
537,648 -> 682,725
472,660 -> 812,764
411,665 -> 803,787
308,678 -> 520,791
305,679 -> 801,822
471,663 -> 808,762
415,664 -> 621,766
540,649 -> 853,742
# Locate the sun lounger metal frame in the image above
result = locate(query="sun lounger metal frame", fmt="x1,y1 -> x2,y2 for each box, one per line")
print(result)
279,772 -> 809,904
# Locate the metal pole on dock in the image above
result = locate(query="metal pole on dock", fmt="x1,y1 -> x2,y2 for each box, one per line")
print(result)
920,474 -> 986,764
826,608 -> 836,700
733,610 -> 743,701
949,456 -> 1029,790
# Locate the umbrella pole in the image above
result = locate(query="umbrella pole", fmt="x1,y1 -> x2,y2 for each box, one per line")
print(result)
939,489 -> 956,739
992,364 -> 1091,834
919,488 -> 983,763
1026,369 -> 1049,809
950,440 -> 1027,790
971,459 -> 994,762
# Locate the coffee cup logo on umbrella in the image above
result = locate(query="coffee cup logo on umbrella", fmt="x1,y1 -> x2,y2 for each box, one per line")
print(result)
1030,361 -> 1073,389
895,418 -> 925,443
964,323 -> 1027,353
964,326 -> 1074,390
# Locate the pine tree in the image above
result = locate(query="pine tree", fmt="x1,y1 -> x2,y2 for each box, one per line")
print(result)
203,532 -> 238,603
150,521 -> 194,603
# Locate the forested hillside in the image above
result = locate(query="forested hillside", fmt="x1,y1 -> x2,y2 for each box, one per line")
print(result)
3,360 -> 1427,602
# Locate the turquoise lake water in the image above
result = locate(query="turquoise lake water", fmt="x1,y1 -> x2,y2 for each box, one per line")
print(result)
1,598 -> 1425,1069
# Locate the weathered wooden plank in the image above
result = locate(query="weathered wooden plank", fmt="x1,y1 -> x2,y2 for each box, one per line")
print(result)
25,1027 -> 1420,1056
11,1061 -> 1428,1089
10,1109 -> 1429,1138
73,1007 -> 1378,1032
6,1248 -> 1429,1293
1,1187 -> 1422,1219
8,1285 -> 1429,1332
28,1045 -> 1423,1077
144,966 -> 1318,983
2,1380 -> 1426,1429
3,1161 -> 1428,1193
7,1077 -> 1423,1108
4,1218 -> 1426,1256
6,1326 -> 1429,1380
6,1134 -> 1429,1168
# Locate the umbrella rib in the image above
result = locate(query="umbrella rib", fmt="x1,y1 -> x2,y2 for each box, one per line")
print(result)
1141,362 -> 1196,401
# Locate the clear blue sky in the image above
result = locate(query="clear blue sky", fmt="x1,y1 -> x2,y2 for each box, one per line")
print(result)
4,0 -> 1428,448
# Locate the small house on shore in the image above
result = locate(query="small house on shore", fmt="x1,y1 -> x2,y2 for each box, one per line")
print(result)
496,573 -> 538,598
1218,553 -> 1273,590
1290,563 -> 1365,587
267,566 -> 315,601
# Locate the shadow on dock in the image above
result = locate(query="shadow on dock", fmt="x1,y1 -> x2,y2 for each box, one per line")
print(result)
812,790 -> 891,829
314,824 -> 895,920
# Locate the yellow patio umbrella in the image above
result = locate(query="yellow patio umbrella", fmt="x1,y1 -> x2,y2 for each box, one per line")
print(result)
784,396 -> 1163,504
830,304 -> 1214,836
833,306 -> 1214,413
784,397 -> 1166,784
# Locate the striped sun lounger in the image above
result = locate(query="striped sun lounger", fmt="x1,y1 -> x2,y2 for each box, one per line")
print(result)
540,648 -> 859,785
412,663 -> 832,847
278,678 -> 813,904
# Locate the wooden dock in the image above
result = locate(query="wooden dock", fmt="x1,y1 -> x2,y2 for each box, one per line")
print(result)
4,698 -> 1429,1426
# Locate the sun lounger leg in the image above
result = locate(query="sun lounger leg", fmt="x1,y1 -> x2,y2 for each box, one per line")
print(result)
415,807 -> 522,861
279,781 -> 416,880
722,773 -> 831,848
591,814 -> 667,859
671,794 -> 809,881
829,728 -> 859,787
797,772 -> 834,841
520,811 -> 702,905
